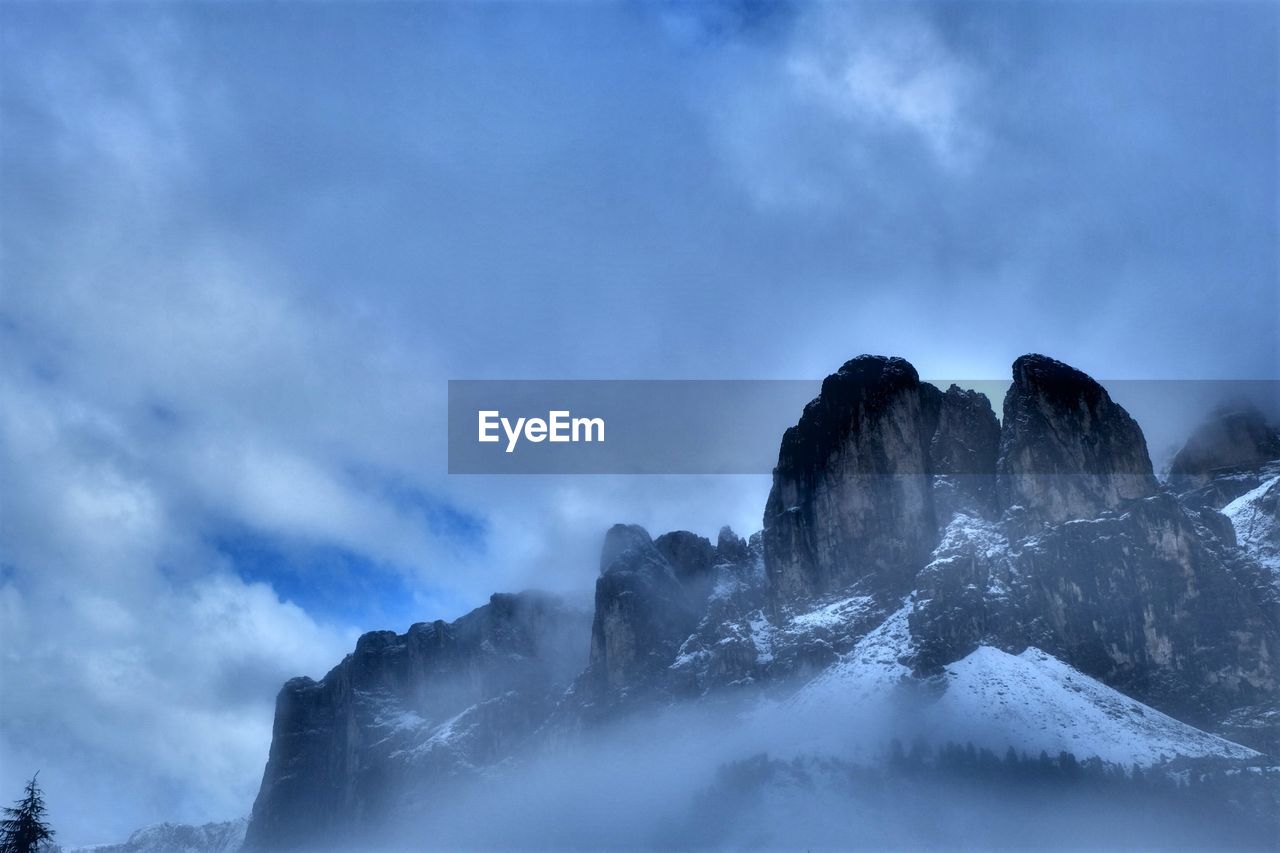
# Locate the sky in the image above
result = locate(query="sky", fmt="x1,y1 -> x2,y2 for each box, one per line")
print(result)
0,0 -> 1276,845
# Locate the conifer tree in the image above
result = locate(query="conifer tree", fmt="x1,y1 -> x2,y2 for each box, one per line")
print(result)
0,774 -> 54,853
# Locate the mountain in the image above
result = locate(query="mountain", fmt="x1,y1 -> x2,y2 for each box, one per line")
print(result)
59,819 -> 247,853
1170,404 -> 1280,490
783,600 -> 1257,766
242,354 -> 1280,851
242,591 -> 589,851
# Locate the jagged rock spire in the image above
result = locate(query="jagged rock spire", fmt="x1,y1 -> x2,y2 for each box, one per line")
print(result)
762,355 -> 943,603
997,354 -> 1156,525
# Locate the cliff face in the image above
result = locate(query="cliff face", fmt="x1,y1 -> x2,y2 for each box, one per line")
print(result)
585,525 -> 712,696
761,356 -> 943,603
243,592 -> 590,851
930,384 -> 1001,523
245,353 -> 1280,850
996,354 -> 1157,527
907,490 -> 1277,722
757,354 -> 1273,723
1012,493 -> 1275,721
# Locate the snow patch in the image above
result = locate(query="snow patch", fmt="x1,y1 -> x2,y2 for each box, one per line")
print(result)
747,612 -> 776,664
935,646 -> 1258,765
1222,475 -> 1280,583
772,607 -> 1256,767
787,594 -> 875,631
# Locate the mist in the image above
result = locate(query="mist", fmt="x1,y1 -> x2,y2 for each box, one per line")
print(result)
297,687 -> 1276,851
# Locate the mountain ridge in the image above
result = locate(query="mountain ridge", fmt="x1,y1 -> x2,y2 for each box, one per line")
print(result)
240,354 -> 1280,851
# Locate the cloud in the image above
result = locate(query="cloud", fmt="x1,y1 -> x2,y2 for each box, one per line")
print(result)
0,371 -> 357,843
0,0 -> 1275,844
787,6 -> 984,171
706,3 -> 984,211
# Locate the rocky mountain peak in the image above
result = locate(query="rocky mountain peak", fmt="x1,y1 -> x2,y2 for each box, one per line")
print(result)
763,354 -> 941,604
588,524 -> 713,695
833,353 -> 921,395
243,590 -> 589,851
1010,353 -> 1107,408
654,530 -> 715,580
1170,403 -> 1280,490
599,523 -> 655,573
997,353 -> 1156,525
716,525 -> 748,563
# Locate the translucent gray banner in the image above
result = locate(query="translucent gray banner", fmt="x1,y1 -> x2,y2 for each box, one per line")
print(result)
447,379 -> 1279,475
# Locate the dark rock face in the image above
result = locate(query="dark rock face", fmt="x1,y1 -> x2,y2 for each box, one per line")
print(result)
930,385 -> 1001,523
655,529 -> 718,603
1014,494 -> 1276,724
667,531 -> 773,694
587,525 -> 705,696
716,525 -> 749,564
910,497 -> 1279,728
758,353 -> 1275,728
824,355 -> 1278,738
762,355 -> 943,604
655,530 -> 716,578
1170,405 -> 1280,493
242,591 -> 590,851
599,522 -> 654,572
586,525 -> 750,700
671,529 -> 893,693
997,354 -> 1157,526
909,515 -> 1017,672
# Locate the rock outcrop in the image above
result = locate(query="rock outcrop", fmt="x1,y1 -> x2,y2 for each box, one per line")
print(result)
762,355 -> 942,604
586,525 -> 705,696
997,354 -> 1157,526
930,384 -> 1001,523
585,525 -> 746,701
1169,405 -> 1280,513
242,591 -> 590,851
1013,493 -> 1277,724
1170,405 -> 1280,490
911,358 -> 1275,725
908,514 -> 1018,672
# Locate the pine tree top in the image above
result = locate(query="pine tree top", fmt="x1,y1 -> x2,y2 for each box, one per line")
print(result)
0,773 -> 54,853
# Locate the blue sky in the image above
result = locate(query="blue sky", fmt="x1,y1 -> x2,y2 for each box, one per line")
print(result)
1,0 -> 1277,844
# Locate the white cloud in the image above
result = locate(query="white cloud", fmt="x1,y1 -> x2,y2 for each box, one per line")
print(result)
0,14 -> 437,843
0,12 -> 771,842
0,372 -> 357,843
708,3 -> 985,210
787,7 -> 983,171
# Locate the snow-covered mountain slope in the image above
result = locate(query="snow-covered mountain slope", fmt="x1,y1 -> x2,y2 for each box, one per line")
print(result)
777,606 -> 1257,766
793,602 -> 916,709
65,819 -> 247,853
1223,474 -> 1280,583
934,647 -> 1257,764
